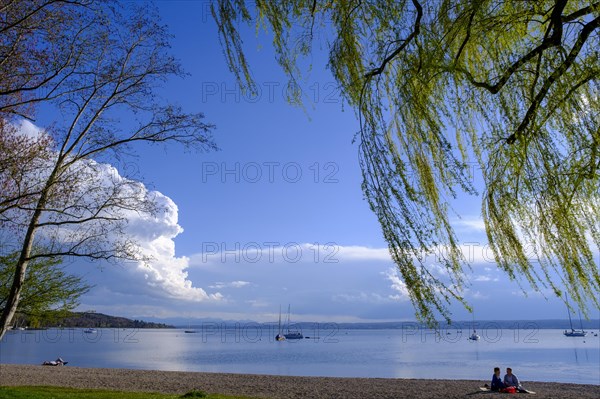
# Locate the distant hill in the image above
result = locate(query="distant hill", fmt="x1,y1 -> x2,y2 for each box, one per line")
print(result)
50,312 -> 174,329
328,319 -> 600,330
60,312 -> 174,328
168,319 -> 600,331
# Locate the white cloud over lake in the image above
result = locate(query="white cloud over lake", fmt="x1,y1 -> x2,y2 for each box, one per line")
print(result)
9,121 -> 221,306
7,120 -> 589,323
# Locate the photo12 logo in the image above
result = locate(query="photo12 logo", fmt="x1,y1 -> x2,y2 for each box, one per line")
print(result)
200,161 -> 339,184
198,322 -> 340,344
200,242 -> 340,264
200,81 -> 343,105
400,322 -> 541,344
4,328 -> 140,345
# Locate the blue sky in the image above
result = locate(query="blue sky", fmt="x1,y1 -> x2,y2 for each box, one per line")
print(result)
23,1 -> 599,324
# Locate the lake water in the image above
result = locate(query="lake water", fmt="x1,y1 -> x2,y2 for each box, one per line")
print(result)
1,325 -> 599,385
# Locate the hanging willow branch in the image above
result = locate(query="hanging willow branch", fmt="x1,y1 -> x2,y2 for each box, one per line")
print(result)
212,0 -> 600,323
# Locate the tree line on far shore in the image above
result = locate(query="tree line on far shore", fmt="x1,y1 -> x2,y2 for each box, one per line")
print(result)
10,311 -> 174,329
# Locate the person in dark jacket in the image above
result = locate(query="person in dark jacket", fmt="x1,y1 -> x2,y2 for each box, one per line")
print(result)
490,367 -> 505,391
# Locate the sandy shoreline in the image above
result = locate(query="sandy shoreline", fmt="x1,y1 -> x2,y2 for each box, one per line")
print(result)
0,364 -> 598,398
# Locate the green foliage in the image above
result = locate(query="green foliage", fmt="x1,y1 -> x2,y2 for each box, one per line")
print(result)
0,251 -> 91,323
181,391 -> 208,398
213,0 -> 600,323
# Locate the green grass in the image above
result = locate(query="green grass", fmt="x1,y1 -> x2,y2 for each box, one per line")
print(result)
0,386 -> 257,399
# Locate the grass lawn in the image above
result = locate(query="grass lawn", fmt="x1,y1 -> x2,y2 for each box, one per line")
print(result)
0,386 -> 259,399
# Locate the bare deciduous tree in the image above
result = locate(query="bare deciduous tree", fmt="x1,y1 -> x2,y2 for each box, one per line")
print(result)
0,1 -> 216,338
0,0 -> 100,119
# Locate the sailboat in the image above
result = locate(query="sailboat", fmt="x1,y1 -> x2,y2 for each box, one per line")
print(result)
275,305 -> 285,341
468,328 -> 480,341
283,305 -> 303,340
563,296 -> 587,337
468,312 -> 480,341
184,321 -> 198,333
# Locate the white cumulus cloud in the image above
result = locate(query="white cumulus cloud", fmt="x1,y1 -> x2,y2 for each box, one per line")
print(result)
383,268 -> 410,301
9,120 -> 221,304
209,280 -> 251,289
122,190 -> 222,302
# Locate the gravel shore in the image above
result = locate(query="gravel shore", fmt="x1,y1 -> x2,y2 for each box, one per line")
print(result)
1,364 -> 598,398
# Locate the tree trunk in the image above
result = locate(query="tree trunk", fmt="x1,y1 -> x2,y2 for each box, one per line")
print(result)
0,258 -> 30,339
0,163 -> 60,339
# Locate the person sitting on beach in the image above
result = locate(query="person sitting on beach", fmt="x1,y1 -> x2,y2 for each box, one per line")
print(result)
504,368 -> 524,392
490,367 -> 505,391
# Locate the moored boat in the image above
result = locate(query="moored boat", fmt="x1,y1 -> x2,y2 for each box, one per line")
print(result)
283,305 -> 303,340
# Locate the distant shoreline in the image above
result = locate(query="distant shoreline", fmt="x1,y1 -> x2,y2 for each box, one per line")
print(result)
12,311 -> 175,329
174,319 -> 600,330
1,364 -> 598,399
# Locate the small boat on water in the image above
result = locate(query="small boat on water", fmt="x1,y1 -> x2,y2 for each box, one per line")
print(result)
468,313 -> 480,341
283,305 -> 303,340
83,328 -> 97,334
563,295 -> 587,337
468,330 -> 480,341
184,322 -> 198,333
564,329 -> 587,337
284,331 -> 303,340
275,305 -> 285,341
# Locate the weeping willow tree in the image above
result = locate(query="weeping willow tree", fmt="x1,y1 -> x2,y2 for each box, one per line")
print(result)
212,0 -> 600,323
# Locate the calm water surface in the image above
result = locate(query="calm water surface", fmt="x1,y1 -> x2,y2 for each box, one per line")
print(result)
1,326 -> 599,384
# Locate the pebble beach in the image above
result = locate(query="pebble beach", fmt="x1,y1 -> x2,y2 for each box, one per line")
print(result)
1,364 -> 599,398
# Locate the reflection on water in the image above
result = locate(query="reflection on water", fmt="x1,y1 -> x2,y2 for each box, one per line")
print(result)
1,328 -> 599,384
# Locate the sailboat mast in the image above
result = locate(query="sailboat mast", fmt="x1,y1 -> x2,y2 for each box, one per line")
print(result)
278,305 -> 282,334
566,296 -> 574,331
